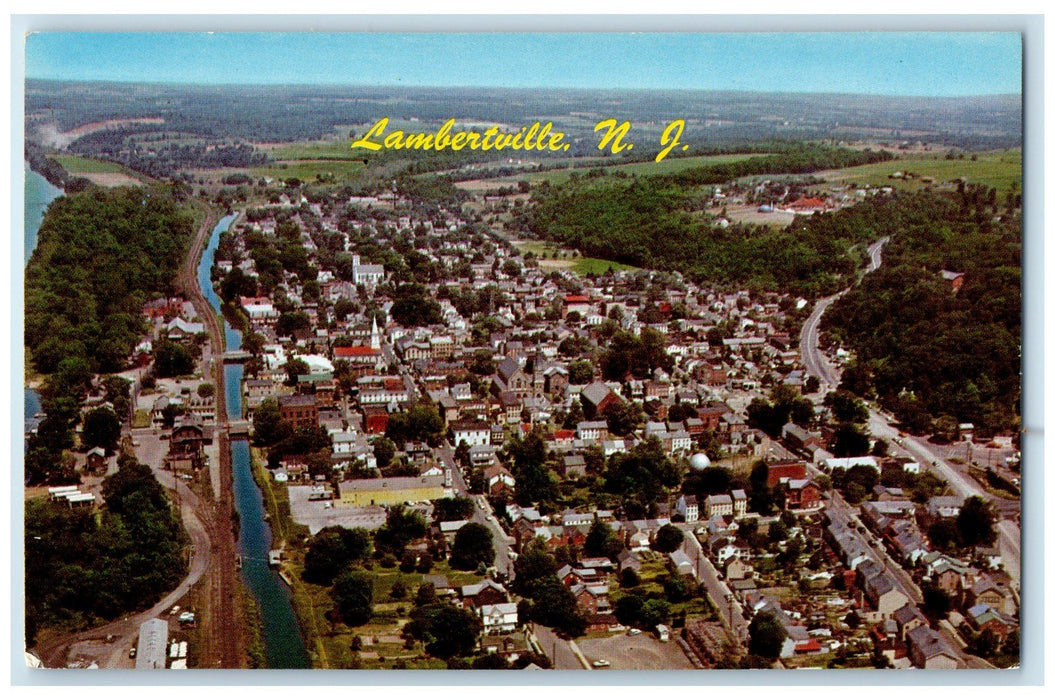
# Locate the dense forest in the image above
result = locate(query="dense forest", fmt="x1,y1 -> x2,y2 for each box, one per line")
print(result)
25,186 -> 194,378
823,186 -> 1021,435
519,146 -> 917,296
24,454 -> 189,640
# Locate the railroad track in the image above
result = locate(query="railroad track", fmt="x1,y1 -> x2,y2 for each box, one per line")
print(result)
177,205 -> 247,668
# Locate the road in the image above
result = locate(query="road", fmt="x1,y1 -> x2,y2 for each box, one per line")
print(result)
799,238 -> 886,394
676,526 -> 749,649
34,472 -> 211,669
434,440 -> 515,579
866,414 -> 1021,587
797,235 -> 1019,587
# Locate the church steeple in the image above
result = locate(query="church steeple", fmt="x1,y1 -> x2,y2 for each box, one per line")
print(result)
370,315 -> 381,350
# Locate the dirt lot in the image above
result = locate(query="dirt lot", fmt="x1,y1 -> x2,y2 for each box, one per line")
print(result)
576,631 -> 695,671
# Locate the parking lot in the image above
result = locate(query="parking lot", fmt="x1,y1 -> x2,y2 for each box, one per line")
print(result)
287,486 -> 386,535
576,631 -> 695,671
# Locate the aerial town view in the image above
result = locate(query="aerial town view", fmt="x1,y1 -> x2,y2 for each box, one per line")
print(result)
21,31 -> 1023,673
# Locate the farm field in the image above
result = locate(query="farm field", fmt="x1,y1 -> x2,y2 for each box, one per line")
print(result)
53,154 -> 128,173
457,152 -> 771,189
817,149 -> 1021,195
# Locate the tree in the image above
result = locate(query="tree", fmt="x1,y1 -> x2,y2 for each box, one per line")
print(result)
638,598 -> 671,629
373,437 -> 396,469
603,400 -> 644,437
252,397 -> 291,447
81,407 -> 121,452
196,382 -> 215,398
614,595 -> 644,627
407,603 -> 481,659
957,496 -> 997,548
374,505 -> 427,556
432,496 -> 474,523
450,522 -> 495,571
830,423 -> 871,457
332,569 -> 374,626
303,526 -> 372,584
283,357 -> 310,386
584,520 -> 622,560
922,584 -> 952,621
748,611 -> 786,659
154,340 -> 194,377
568,359 -> 594,385
653,524 -> 684,553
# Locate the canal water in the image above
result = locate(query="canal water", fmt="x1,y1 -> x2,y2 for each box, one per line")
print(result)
24,165 -> 64,439
200,214 -> 311,669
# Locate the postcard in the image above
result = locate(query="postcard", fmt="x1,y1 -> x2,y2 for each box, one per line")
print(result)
20,27 -> 1024,675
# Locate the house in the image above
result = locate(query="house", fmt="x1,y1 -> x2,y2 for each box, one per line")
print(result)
675,494 -> 699,523
562,454 -> 587,479
966,574 -> 1017,617
461,579 -> 509,609
451,419 -> 491,448
278,394 -> 318,430
965,603 -> 1017,642
85,446 -> 108,475
784,478 -> 821,510
669,550 -> 695,576
766,460 -> 807,488
576,420 -> 609,442
580,381 -> 621,417
617,549 -> 643,574
704,493 -> 733,518
479,602 -> 519,634
495,357 -> 532,400
731,489 -> 747,518
906,625 -> 962,669
857,560 -> 910,617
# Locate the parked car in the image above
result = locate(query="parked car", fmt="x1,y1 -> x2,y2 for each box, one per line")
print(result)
627,628 -> 642,636
592,659 -> 611,668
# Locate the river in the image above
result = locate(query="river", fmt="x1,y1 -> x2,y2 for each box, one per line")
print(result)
24,165 -> 64,439
199,214 -> 311,669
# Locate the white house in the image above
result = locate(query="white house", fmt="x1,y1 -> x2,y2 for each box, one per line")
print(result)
479,602 -> 518,634
452,420 -> 491,448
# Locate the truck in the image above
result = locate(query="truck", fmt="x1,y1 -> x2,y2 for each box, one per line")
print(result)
655,624 -> 670,642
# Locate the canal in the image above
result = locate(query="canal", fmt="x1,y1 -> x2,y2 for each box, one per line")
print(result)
200,214 -> 311,669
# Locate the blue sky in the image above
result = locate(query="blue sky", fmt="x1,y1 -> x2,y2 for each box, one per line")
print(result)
25,32 -> 1022,96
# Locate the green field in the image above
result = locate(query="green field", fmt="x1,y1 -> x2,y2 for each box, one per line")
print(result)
266,142 -> 363,161
513,241 -> 637,276
820,150 -> 1022,195
245,159 -> 367,184
53,155 -> 128,174
460,152 -> 770,189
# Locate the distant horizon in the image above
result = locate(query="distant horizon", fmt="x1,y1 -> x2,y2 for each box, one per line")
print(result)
25,32 -> 1022,97
25,75 -> 1022,101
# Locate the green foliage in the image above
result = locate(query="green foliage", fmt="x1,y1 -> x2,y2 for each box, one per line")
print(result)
332,569 -> 374,626
599,328 -> 673,381
653,524 -> 685,553
302,526 -> 372,584
505,431 -> 557,506
81,406 -> 121,452
824,190 -> 1020,433
524,145 -> 895,295
748,611 -> 786,659
153,339 -> 195,378
374,505 -> 427,557
386,402 -> 445,447
252,397 -> 289,446
24,455 -> 188,634
25,187 -> 193,379
405,603 -> 482,659
389,283 -> 443,327
450,522 -> 495,571
830,423 -> 871,457
957,496 -> 997,548
603,437 -> 679,502
584,520 -> 622,560
432,496 -> 474,523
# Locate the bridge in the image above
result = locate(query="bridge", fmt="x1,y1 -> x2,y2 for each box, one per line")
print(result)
227,420 -> 252,437
222,350 -> 251,363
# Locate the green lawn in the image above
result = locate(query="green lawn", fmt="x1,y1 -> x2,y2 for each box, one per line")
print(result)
820,150 -> 1022,195
573,257 -> 638,275
53,155 -> 128,174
